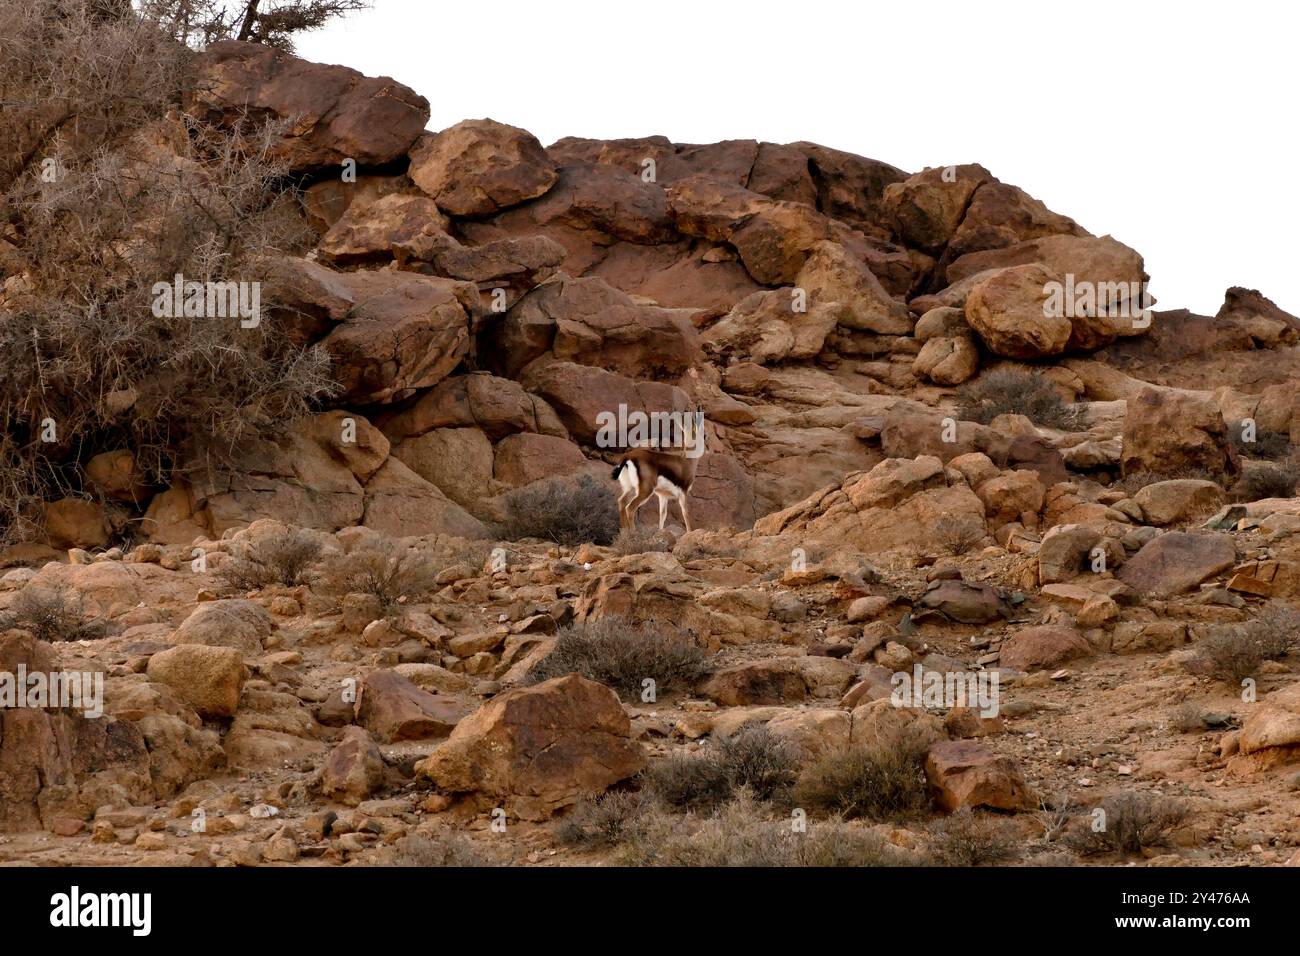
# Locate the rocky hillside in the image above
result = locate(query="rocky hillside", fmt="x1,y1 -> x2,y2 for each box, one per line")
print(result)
1,38 -> 1299,867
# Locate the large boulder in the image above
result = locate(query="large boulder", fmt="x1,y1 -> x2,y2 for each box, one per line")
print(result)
378,372 -> 567,444
322,270 -> 478,404
414,674 -> 645,820
408,119 -> 558,216
701,288 -> 840,365
146,644 -> 245,719
187,41 -> 429,171
491,275 -> 701,379
1117,532 -> 1237,598
319,725 -> 385,806
361,458 -> 487,539
945,181 -> 1087,263
43,498 -> 112,550
171,600 -> 273,654
355,669 -> 472,743
998,625 -> 1091,671
884,164 -> 994,253
965,264 -> 1072,359
754,456 -> 987,555
925,739 -> 1034,812
794,241 -> 911,335
1133,479 -> 1225,526
317,193 -> 449,265
1121,387 -> 1241,480
0,631 -> 153,831
520,361 -> 691,446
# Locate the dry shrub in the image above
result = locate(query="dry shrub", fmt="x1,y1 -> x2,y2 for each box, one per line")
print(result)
1229,429 -> 1292,462
497,474 -> 619,546
1197,605 -> 1296,684
0,1 -> 337,545
554,791 -> 652,851
956,369 -> 1076,429
717,726 -> 801,803
1032,793 -> 1074,844
793,729 -> 932,822
925,808 -> 1020,866
318,539 -> 441,612
1232,455 -> 1298,502
383,830 -> 492,867
642,754 -> 736,815
0,588 -> 105,642
1068,792 -> 1187,856
218,527 -> 324,592
524,617 -> 711,698
640,726 -> 800,815
615,794 -> 917,867
934,514 -> 986,556
611,526 -> 671,556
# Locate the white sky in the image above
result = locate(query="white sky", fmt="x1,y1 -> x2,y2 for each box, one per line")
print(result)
296,0 -> 1299,316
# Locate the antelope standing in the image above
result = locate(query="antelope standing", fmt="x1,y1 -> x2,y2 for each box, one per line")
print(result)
611,412 -> 703,533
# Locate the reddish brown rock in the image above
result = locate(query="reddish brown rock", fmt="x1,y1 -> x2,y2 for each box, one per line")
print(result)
414,674 -> 645,820
1120,387 -> 1240,480
319,725 -> 385,806
354,669 -> 472,743
187,41 -> 429,171
998,625 -> 1091,671
925,739 -> 1033,812
409,119 -> 558,216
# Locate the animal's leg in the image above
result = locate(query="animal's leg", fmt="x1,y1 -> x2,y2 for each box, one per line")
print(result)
677,492 -> 693,533
617,487 -> 636,530
628,487 -> 654,529
657,493 -> 669,530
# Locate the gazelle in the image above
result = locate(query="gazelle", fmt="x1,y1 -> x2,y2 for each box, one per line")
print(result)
611,410 -> 704,533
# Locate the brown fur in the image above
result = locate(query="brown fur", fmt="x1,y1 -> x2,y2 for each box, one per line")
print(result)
614,449 -> 698,532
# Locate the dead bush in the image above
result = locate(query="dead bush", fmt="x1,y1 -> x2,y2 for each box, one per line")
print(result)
793,730 -> 932,823
611,526 -> 672,556
616,794 -> 917,867
524,617 -> 711,698
0,1 -> 336,545
383,830 -> 492,867
497,474 -> 619,546
318,540 -> 441,612
0,588 -> 105,642
925,808 -> 1020,866
934,515 -> 986,556
1197,606 -> 1296,684
1232,455 -> 1298,502
642,752 -> 735,815
956,369 -> 1076,429
554,791 -> 652,850
717,726 -> 801,803
1032,793 -> 1074,843
1068,792 -> 1187,856
1229,429 -> 1292,461
218,527 -> 324,592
